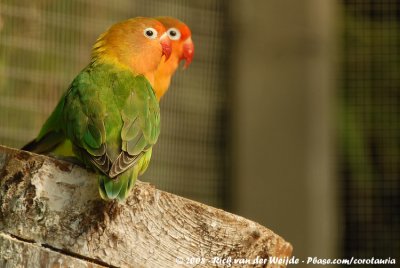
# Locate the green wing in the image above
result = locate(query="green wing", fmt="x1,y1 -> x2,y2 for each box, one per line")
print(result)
64,69 -> 108,170
21,93 -> 66,153
64,64 -> 160,183
109,76 -> 160,177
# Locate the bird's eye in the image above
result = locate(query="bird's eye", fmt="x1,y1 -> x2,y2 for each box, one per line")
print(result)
144,28 -> 158,39
167,28 -> 181,41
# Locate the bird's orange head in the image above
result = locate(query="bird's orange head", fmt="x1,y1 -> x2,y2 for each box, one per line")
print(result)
91,17 -> 171,85
153,17 -> 194,100
157,16 -> 194,68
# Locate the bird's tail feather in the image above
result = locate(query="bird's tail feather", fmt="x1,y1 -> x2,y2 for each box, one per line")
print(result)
98,168 -> 138,202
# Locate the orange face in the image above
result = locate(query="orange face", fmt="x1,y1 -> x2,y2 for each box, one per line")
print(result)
153,17 -> 194,100
156,17 -> 194,68
91,17 -> 171,82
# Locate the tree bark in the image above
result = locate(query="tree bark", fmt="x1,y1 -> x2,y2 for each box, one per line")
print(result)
0,232 -> 105,268
0,145 -> 292,267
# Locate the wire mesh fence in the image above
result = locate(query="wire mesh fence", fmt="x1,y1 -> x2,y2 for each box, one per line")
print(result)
340,0 -> 400,260
0,0 -> 230,207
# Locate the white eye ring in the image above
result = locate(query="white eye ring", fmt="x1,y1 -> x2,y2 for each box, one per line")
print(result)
167,28 -> 181,40
144,27 -> 158,39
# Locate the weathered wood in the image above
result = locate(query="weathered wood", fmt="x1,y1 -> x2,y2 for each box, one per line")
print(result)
0,233 -> 105,268
0,145 -> 292,267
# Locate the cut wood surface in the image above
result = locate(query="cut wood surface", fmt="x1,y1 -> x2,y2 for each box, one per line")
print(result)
0,145 -> 292,267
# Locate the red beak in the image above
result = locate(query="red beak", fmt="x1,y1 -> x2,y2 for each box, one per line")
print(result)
182,37 -> 194,69
160,33 -> 171,61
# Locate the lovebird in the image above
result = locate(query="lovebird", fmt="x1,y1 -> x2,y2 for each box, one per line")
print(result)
22,17 -> 172,201
153,17 -> 194,99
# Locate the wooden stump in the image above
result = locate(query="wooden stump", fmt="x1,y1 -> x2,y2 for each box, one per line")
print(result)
0,145 -> 292,267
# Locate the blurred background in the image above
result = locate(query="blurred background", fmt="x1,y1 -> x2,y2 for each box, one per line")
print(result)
0,0 -> 399,266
